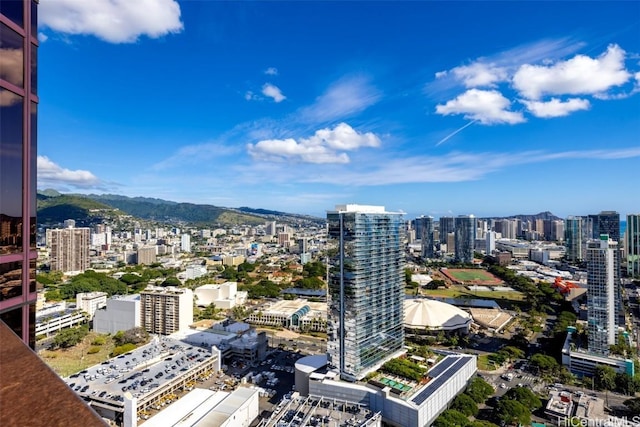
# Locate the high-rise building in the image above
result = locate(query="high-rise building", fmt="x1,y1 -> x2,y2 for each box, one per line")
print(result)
590,211 -> 621,242
326,204 -> 405,381
439,216 -> 455,244
486,231 -> 496,254
455,215 -> 476,263
565,216 -> 584,263
46,227 -> 91,273
1,3 -> 106,425
416,216 -> 434,258
0,0 -> 38,349
627,214 -> 640,278
140,286 -> 194,335
587,235 -> 621,356
181,233 -> 191,252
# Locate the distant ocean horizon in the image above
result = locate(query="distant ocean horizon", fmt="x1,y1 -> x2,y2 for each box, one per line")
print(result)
621,220 -> 627,237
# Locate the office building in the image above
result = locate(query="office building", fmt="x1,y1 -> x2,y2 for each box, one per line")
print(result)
141,286 -> 193,335
326,204 -> 405,381
439,216 -> 455,244
46,226 -> 91,273
93,294 -> 141,334
455,215 -> 476,263
416,216 -> 435,258
587,235 -> 621,355
0,3 -> 105,425
76,291 -> 107,318
627,214 -> 640,278
0,0 -> 38,347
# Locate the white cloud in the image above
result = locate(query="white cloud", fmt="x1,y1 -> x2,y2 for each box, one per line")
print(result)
264,67 -> 278,76
39,0 -> 183,43
0,48 -> 23,86
247,123 -> 381,164
37,156 -> 103,188
262,83 -> 286,103
300,75 -> 381,123
513,44 -> 631,100
435,89 -> 525,124
38,32 -> 49,42
442,62 -> 508,88
245,90 -> 259,101
521,97 -> 590,118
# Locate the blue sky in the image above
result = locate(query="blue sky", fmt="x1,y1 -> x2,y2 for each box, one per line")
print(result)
36,1 -> 640,219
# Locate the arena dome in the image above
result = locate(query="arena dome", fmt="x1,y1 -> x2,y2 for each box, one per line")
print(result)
403,298 -> 472,333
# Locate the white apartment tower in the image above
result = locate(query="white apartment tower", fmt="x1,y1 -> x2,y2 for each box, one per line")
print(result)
587,235 -> 621,355
181,234 -> 191,252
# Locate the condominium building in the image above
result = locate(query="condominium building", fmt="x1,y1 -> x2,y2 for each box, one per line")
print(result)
565,216 -> 584,263
137,245 -> 157,265
587,235 -> 621,355
439,216 -> 455,244
590,211 -> 620,243
181,233 -> 191,252
455,215 -> 476,264
627,214 -> 640,278
416,216 -> 435,258
46,226 -> 90,273
326,204 -> 405,381
140,286 -> 193,335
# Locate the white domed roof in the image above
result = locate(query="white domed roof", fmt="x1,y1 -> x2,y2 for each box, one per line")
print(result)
404,298 -> 472,331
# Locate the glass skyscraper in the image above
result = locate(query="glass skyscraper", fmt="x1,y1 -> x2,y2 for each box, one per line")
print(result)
628,214 -> 640,278
587,235 -> 620,355
416,215 -> 435,258
0,0 -> 39,349
565,216 -> 584,263
455,215 -> 476,264
326,204 -> 405,382
439,216 -> 455,244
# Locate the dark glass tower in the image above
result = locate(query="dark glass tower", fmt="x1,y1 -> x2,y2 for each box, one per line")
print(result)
416,215 -> 435,258
327,204 -> 405,381
0,0 -> 38,349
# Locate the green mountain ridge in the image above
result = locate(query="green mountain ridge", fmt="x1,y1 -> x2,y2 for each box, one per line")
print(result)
36,191 -> 316,227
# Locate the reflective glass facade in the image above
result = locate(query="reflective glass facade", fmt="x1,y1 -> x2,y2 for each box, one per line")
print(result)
564,216 -> 583,263
327,205 -> 405,381
587,236 -> 620,355
628,215 -> 640,278
416,216 -> 434,258
454,215 -> 476,264
0,0 -> 38,349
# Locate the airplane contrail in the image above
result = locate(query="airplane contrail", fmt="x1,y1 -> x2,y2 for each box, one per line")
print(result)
436,119 -> 478,146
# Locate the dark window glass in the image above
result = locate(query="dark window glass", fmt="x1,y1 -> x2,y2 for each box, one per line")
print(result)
28,302 -> 35,349
0,306 -> 23,342
30,0 -> 37,38
30,43 -> 36,94
29,259 -> 35,293
0,22 -> 24,87
0,261 -> 22,300
0,0 -> 24,28
0,88 -> 24,255
30,102 -> 36,249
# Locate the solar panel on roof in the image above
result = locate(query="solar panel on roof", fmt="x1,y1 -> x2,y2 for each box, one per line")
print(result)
425,357 -> 457,378
411,356 -> 472,405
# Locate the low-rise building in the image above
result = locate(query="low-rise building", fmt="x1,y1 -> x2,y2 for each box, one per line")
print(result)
93,294 -> 141,334
76,291 -> 107,318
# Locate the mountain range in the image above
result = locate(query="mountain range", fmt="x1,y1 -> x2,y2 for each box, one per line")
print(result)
36,190 -> 324,228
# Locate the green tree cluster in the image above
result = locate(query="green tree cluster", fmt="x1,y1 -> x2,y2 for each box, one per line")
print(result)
113,327 -> 149,346
52,325 -> 89,349
381,358 -> 426,382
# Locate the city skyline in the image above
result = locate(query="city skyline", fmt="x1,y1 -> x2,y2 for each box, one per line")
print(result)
36,1 -> 640,218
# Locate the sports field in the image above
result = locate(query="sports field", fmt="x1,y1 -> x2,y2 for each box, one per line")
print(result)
441,268 -> 503,285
